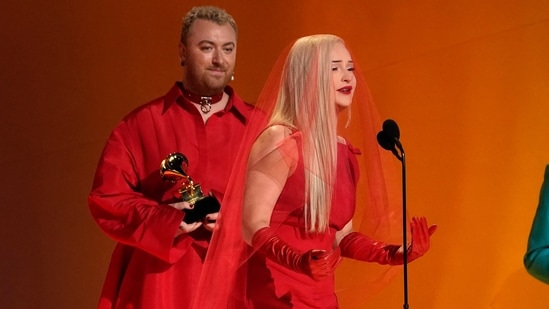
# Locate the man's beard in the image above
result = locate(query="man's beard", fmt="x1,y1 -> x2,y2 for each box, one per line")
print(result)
203,74 -> 229,92
186,68 -> 230,95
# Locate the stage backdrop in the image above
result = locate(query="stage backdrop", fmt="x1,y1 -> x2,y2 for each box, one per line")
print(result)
1,0 -> 548,308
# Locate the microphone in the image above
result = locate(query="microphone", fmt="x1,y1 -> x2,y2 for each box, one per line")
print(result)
377,118 -> 410,308
383,118 -> 400,140
377,119 -> 403,160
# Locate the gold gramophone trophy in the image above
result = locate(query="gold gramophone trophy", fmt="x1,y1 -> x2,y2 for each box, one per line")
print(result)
160,152 -> 220,223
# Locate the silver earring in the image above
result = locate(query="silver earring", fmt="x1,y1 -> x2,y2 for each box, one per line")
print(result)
231,73 -> 234,81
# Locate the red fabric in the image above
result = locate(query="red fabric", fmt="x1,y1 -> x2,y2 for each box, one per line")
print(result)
251,226 -> 342,281
340,217 -> 436,265
88,82 -> 254,309
339,232 -> 400,265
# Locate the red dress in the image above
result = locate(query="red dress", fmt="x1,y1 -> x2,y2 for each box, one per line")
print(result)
88,82 -> 254,309
244,133 -> 361,309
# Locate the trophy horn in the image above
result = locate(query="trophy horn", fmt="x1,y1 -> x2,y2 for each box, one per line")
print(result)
160,152 -> 204,205
160,152 -> 190,183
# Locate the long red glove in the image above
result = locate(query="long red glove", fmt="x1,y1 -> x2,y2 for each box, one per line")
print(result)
339,216 -> 437,265
251,227 -> 341,281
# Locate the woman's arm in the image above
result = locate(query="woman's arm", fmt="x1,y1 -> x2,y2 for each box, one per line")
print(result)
241,125 -> 294,244
337,217 -> 435,265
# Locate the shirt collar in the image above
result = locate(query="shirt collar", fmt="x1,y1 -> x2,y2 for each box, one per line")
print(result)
163,82 -> 249,124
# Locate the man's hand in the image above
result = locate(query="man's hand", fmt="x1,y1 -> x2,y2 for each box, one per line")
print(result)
169,201 -> 202,236
203,212 -> 218,232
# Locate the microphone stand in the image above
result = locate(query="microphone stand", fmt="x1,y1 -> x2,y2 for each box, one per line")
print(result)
393,140 -> 408,309
377,120 -> 410,308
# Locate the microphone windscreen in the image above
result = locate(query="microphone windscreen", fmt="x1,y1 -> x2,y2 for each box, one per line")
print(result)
377,131 -> 394,151
382,119 -> 400,139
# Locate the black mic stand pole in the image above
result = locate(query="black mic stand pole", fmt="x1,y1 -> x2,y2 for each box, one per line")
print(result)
393,141 -> 408,309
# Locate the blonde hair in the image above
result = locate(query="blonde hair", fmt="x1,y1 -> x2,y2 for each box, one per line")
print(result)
269,34 -> 344,232
181,6 -> 238,44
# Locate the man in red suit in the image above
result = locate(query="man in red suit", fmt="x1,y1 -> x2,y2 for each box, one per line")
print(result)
88,6 -> 254,309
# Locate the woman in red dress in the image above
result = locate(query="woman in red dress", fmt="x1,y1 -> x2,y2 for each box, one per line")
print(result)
193,34 -> 437,309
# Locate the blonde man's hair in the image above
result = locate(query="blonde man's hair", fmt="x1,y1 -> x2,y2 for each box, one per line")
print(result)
180,6 -> 238,44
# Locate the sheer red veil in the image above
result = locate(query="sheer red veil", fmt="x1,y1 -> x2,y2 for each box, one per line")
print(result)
191,35 -> 405,308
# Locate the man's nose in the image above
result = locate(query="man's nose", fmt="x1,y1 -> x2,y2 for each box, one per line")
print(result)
212,49 -> 223,64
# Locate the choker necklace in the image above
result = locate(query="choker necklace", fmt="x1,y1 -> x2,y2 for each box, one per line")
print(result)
180,86 -> 224,114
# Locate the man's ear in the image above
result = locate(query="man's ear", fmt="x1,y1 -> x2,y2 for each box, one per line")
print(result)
178,42 -> 186,66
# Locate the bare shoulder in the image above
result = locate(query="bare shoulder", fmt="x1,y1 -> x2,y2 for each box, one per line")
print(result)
260,125 -> 291,142
249,125 -> 292,163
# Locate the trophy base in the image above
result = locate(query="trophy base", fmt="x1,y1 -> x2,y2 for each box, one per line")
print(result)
182,196 -> 221,224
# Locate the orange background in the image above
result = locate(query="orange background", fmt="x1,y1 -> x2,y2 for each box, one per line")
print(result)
1,0 -> 548,308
